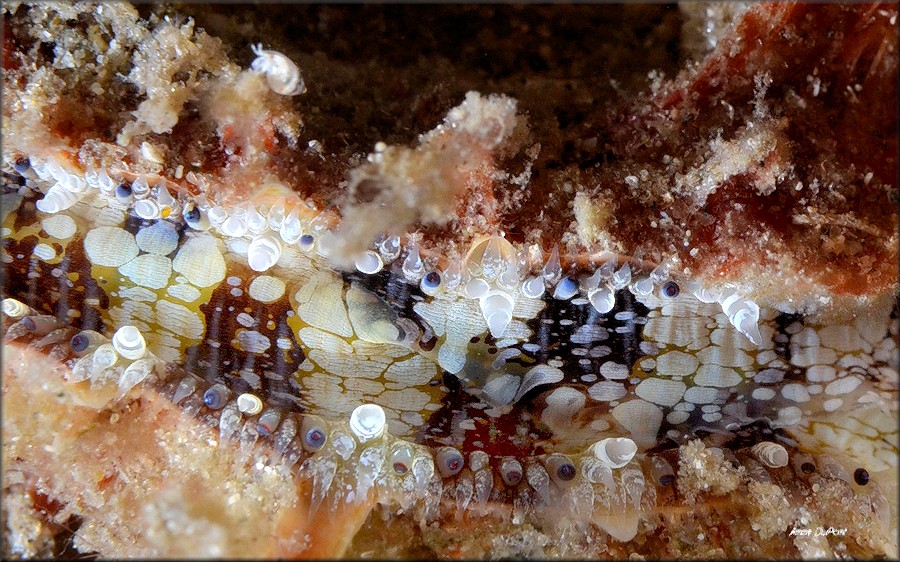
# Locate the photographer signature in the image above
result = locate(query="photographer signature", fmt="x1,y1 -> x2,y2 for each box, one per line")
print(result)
789,527 -> 848,537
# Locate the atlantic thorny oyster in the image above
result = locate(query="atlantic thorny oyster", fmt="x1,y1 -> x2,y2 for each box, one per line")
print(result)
2,2 -> 897,558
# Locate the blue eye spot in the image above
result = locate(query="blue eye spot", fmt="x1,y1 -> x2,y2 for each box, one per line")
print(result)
500,458 -> 523,486
69,333 -> 90,353
423,271 -> 441,288
184,206 -> 201,223
553,276 -> 579,300
256,410 -> 281,437
661,281 -> 680,299
115,183 -> 132,199
556,462 -> 576,481
299,234 -> 314,246
305,428 -> 326,449
13,156 -> 30,174
436,447 -> 464,477
300,415 -> 328,451
203,384 -> 228,409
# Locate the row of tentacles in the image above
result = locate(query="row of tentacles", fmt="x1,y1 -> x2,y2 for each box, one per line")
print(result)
0,298 -> 881,542
13,151 -> 765,346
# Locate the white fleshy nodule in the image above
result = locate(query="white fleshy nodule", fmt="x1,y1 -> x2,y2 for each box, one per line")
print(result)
465,278 -> 490,299
378,234 -> 401,262
355,250 -> 384,275
541,246 -> 562,285
221,214 -> 248,238
552,276 -> 579,300
581,457 -> 615,489
91,343 -> 119,372
349,403 -> 386,442
632,276 -> 654,296
591,437 -> 638,469
245,206 -> 268,234
247,235 -> 282,272
35,184 -> 85,214
718,289 -> 762,345
279,209 -> 302,244
497,262 -> 520,292
157,185 -> 177,211
588,285 -> 615,314
611,263 -> 631,289
237,393 -> 264,415
479,290 -> 515,338
730,300 -> 762,345
133,198 -> 161,220
401,241 -> 424,281
479,236 -> 507,280
116,358 -> 156,400
207,206 -> 228,225
2,298 -> 31,319
751,441 -> 789,468
112,325 -> 147,360
521,275 -> 545,299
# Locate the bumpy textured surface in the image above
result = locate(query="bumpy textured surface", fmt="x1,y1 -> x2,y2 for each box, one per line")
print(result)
2,2 -> 898,559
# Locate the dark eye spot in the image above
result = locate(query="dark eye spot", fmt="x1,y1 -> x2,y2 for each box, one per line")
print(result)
659,474 -> 676,486
13,156 -> 30,174
300,415 -> 328,452
390,444 -> 414,475
504,469 -> 522,486
854,467 -> 869,485
501,458 -> 523,486
554,276 -> 578,299
69,333 -> 90,353
556,463 -> 576,481
419,335 -> 437,352
661,281 -> 680,299
256,410 -> 281,437
801,462 -> 815,474
115,183 -> 132,200
184,206 -> 201,223
422,271 -> 441,288
305,428 -> 326,449
436,447 -> 464,477
203,384 -> 228,409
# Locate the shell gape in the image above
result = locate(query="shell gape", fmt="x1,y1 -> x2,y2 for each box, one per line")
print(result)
3,177 -> 897,471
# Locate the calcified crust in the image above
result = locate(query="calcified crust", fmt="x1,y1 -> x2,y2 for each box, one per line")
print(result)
2,2 -> 898,560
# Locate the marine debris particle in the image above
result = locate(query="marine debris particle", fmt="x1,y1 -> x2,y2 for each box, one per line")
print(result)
331,91 -> 524,266
250,44 -> 306,96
